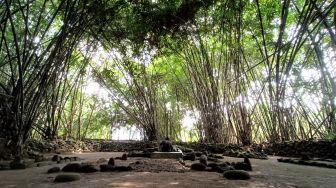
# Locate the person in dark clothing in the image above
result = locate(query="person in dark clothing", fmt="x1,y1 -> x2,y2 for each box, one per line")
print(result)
160,137 -> 173,152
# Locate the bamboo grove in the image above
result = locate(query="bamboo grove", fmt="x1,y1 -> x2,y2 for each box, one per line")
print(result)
0,0 -> 335,157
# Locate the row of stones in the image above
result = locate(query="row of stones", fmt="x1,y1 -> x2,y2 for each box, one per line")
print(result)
51,152 -> 253,182
22,138 -> 336,160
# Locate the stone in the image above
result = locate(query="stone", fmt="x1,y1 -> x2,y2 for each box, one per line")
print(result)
27,151 -> 45,162
190,163 -> 206,171
183,152 -> 196,161
207,163 -> 221,172
80,164 -> 98,173
178,146 -> 194,153
221,165 -> 235,172
0,138 -> 6,159
113,165 -> 133,171
207,163 -> 218,169
233,162 -> 251,171
143,148 -> 158,153
195,151 -> 203,157
223,170 -> 250,180
48,167 -> 61,173
178,158 -> 185,165
34,154 -> 46,162
37,162 -> 52,167
100,164 -> 133,172
108,158 -> 115,166
57,159 -> 65,164
277,158 -> 291,163
0,161 -> 10,170
96,158 -> 107,163
121,153 -> 127,160
52,155 -> 61,162
218,162 -> 229,168
208,157 -> 219,162
243,157 -> 252,171
160,138 -> 173,152
70,157 -> 78,161
54,173 -> 81,182
128,151 -> 150,158
212,162 -> 230,173
135,160 -> 145,165
150,152 -> 183,159
212,154 -> 224,159
62,163 -> 82,172
64,157 -> 71,162
100,164 -> 113,172
10,158 -> 26,169
301,153 -> 311,161
199,155 -> 208,166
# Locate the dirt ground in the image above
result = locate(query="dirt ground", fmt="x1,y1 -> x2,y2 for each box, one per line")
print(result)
0,152 -> 335,188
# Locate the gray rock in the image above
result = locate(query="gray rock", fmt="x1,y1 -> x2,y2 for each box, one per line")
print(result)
57,159 -> 65,164
64,157 -> 71,162
0,161 -> 10,170
135,160 -> 145,165
10,158 -> 26,169
54,173 -> 81,182
80,164 -> 98,173
48,167 -> 61,173
195,151 -> 203,157
34,154 -> 46,162
190,163 -> 206,171
212,154 -> 224,159
52,155 -> 61,162
96,158 -> 107,163
207,163 -> 221,172
233,161 -> 252,171
37,161 -> 52,167
100,164 -> 113,172
128,151 -> 150,158
183,152 -> 196,161
121,153 -> 127,160
208,157 -> 219,162
199,155 -> 208,166
178,158 -> 185,165
70,157 -> 78,161
223,170 -> 250,180
113,165 -> 133,171
62,163 -> 82,172
221,165 -> 235,172
108,158 -> 115,166
100,164 -> 133,172
244,157 -> 252,171
207,163 -> 218,168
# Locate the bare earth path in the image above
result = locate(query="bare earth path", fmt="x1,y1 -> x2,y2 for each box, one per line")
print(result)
0,152 -> 335,188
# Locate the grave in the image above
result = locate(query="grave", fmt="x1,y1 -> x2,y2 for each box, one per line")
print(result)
150,151 -> 183,159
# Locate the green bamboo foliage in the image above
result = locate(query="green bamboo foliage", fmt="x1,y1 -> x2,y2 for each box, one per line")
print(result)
0,0 -> 335,151
161,0 -> 335,144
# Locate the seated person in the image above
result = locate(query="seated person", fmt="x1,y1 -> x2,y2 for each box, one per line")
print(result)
160,137 -> 173,152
